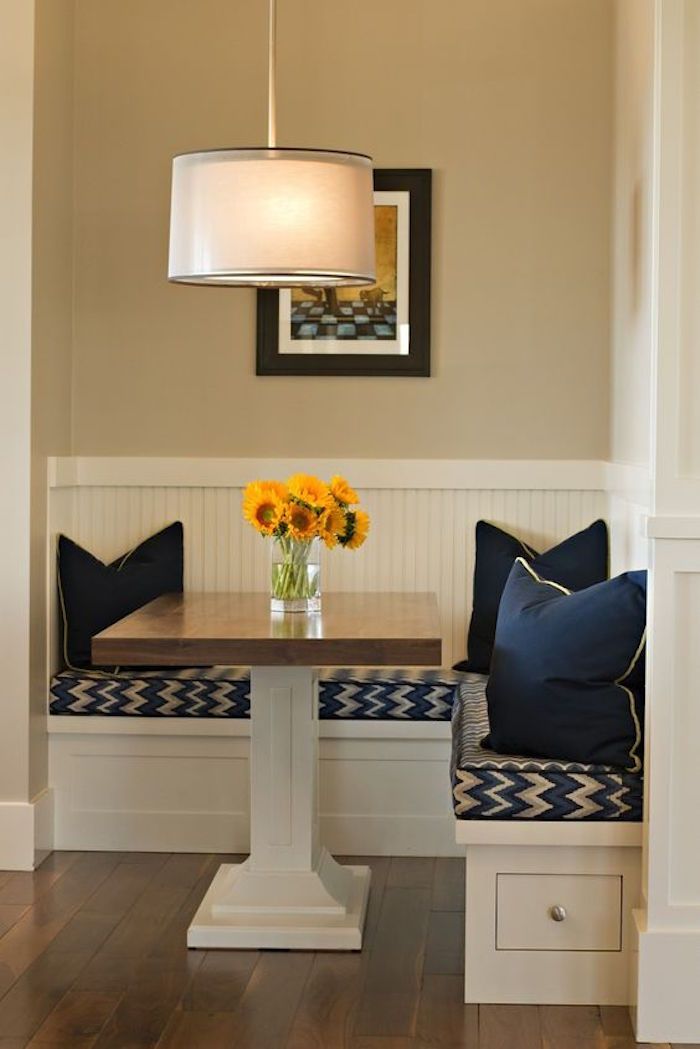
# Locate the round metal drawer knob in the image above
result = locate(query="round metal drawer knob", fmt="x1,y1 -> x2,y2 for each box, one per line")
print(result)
550,905 -> 567,922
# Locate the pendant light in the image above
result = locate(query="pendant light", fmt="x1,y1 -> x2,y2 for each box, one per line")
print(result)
168,0 -> 376,288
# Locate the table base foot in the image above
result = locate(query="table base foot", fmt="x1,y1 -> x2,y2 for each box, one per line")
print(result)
187,862 -> 371,950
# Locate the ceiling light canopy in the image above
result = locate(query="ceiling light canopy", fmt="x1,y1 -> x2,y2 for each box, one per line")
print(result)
168,2 -> 376,289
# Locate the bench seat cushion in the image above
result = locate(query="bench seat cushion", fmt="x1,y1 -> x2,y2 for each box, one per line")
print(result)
452,675 -> 643,821
50,666 -> 462,721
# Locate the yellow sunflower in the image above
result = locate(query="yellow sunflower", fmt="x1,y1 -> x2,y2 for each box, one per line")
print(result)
344,509 -> 370,550
287,473 -> 332,510
264,479 -> 289,502
320,504 -> 347,549
330,475 -> 359,506
285,502 -> 319,541
242,481 -> 285,536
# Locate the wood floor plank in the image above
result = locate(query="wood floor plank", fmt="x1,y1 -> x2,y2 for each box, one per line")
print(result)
351,1038 -> 414,1048
598,1007 -> 672,1049
89,951 -> 206,1049
0,854 -> 178,1042
431,858 -> 465,913
0,948 -> 99,1041
145,855 -> 222,961
387,857 -> 436,889
105,853 -> 170,866
181,949 -> 259,1012
73,856 -> 188,993
0,854 -> 122,993
84,857 -> 228,1048
223,952 -> 314,1049
286,952 -> 366,1049
540,1005 -> 605,1049
155,1010 -> 239,1048
79,856 -> 169,919
285,858 -> 392,1048
479,1004 -> 542,1049
604,1041 -> 672,1049
0,854 -> 80,907
423,911 -> 464,976
599,1006 -> 634,1038
27,989 -> 120,1045
81,854 -> 211,980
416,973 -> 478,1048
0,905 -> 30,939
29,1036 -> 96,1046
353,886 -> 431,1038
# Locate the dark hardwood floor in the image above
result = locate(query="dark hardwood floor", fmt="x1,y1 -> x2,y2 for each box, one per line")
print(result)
0,852 -> 680,1048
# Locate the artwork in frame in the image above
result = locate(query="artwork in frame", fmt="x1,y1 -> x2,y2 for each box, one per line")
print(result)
256,169 -> 431,376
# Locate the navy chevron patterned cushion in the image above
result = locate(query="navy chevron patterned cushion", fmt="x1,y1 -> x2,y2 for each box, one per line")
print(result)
451,674 -> 642,821
49,666 -> 461,722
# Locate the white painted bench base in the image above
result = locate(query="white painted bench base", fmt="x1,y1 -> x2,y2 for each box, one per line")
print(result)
48,717 -> 460,857
456,820 -> 642,1005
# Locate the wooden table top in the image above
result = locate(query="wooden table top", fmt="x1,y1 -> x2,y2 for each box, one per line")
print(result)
91,591 -> 442,667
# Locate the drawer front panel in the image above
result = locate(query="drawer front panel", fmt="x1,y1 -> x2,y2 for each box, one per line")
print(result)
496,873 -> 622,951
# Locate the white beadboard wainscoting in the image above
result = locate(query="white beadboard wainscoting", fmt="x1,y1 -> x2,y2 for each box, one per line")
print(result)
45,457 -> 645,856
49,457 -> 609,670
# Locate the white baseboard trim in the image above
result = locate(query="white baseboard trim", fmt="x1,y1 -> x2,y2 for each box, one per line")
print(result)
321,813 -> 459,857
634,909 -> 700,1043
55,810 -> 249,855
0,788 -> 54,870
52,812 -> 460,859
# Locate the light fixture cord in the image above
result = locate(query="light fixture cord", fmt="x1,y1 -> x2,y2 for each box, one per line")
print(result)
267,0 -> 277,148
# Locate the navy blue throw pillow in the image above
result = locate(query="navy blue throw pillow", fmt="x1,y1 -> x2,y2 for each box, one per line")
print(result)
485,558 -> 646,770
58,522 -> 184,669
454,519 -> 609,674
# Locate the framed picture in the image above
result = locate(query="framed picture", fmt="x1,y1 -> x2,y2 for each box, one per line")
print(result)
256,168 -> 431,376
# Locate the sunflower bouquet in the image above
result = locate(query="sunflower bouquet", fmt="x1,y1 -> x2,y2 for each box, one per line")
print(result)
242,473 -> 370,612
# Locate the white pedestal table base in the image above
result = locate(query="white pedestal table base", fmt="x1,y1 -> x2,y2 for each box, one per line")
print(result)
188,666 -> 370,950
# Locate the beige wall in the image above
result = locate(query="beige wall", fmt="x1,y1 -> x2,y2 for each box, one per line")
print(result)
0,0 -> 35,807
30,0 -> 75,799
0,0 -> 74,838
610,0 -> 654,467
70,0 -> 613,460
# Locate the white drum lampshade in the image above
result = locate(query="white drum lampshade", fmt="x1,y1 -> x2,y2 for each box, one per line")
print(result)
168,147 -> 376,288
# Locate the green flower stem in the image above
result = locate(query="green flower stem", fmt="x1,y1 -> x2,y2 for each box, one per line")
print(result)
272,538 -> 320,600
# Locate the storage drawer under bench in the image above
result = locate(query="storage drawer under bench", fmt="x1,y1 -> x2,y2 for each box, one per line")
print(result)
496,872 -> 622,952
463,842 -> 641,1005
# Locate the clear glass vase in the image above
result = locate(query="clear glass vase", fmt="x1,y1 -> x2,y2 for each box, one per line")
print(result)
270,536 -> 321,613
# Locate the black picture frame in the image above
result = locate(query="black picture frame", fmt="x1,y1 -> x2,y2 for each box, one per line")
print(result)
256,168 -> 431,376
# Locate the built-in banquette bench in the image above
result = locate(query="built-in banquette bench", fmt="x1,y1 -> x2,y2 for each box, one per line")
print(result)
48,665 -> 463,855
49,663 -> 643,1008
45,455 -> 647,975
451,675 -> 643,1006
